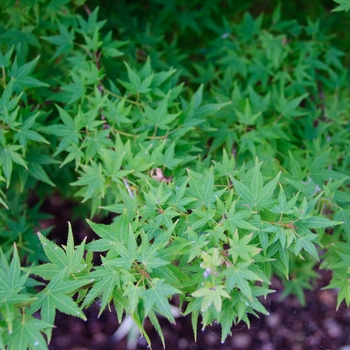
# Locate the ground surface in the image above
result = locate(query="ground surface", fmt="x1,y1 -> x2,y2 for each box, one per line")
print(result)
48,274 -> 350,350
42,197 -> 350,350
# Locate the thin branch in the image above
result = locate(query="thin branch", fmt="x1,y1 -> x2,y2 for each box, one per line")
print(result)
123,178 -> 134,198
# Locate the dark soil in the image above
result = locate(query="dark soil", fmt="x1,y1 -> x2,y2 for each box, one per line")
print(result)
48,273 -> 350,350
42,196 -> 350,350
50,275 -> 350,350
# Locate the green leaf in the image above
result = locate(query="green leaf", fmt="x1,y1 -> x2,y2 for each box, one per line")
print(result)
0,144 -> 27,187
137,238 -> 169,272
124,283 -> 143,314
332,0 -> 350,12
28,163 -> 55,187
235,99 -> 261,125
0,244 -> 31,334
271,185 -> 299,215
46,105 -> 82,156
187,167 -> 222,207
29,274 -> 89,342
229,161 -> 280,209
228,231 -> 261,263
14,113 -> 49,148
143,278 -> 181,321
214,148 -> 236,177
219,299 -> 238,342
56,74 -> 85,104
301,216 -> 342,229
10,56 -> 48,92
77,7 -> 106,34
154,142 -> 182,170
229,175 -> 255,208
144,93 -> 178,129
225,201 -> 258,233
148,309 -> 166,348
221,262 -> 262,300
82,264 -> 119,315
192,285 -> 230,312
123,62 -> 141,92
32,223 -> 87,279
293,231 -> 319,260
276,92 -> 308,118
93,222 -> 137,270
86,219 -> 121,244
335,209 -> 350,240
41,21 -> 75,59
0,46 -> 14,69
71,162 -> 105,202
3,315 -> 52,350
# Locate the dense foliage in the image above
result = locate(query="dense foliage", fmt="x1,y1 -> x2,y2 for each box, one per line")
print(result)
0,1 -> 350,349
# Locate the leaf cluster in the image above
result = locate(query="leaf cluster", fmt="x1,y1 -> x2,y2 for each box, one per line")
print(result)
0,1 -> 350,348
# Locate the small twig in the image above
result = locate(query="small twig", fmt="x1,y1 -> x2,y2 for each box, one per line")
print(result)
83,3 -> 92,16
123,178 -> 134,198
102,86 -> 143,107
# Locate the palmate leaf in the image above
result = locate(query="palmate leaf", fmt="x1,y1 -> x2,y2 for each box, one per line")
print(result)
192,285 -> 230,312
0,81 -> 22,120
10,56 -> 48,92
31,223 -> 87,280
294,217 -> 342,260
185,228 -> 209,263
0,245 -> 32,335
41,21 -> 75,59
29,224 -> 90,342
70,162 -> 105,202
59,73 -> 85,104
87,218 -> 137,269
82,264 -> 119,315
77,7 -> 106,34
293,231 -> 319,260
229,160 -> 280,209
335,209 -> 350,240
2,314 -> 52,350
187,167 -> 224,208
143,278 -> 181,322
0,143 -> 28,188
153,142 -> 182,170
0,46 -> 14,70
137,239 -> 169,273
219,298 -> 238,342
221,262 -> 262,301
99,187 -> 138,216
275,92 -> 308,118
45,105 -> 82,156
167,178 -> 193,211
325,275 -> 350,309
144,93 -> 179,129
332,0 -> 350,12
271,184 -> 299,215
86,219 -> 121,246
228,231 -> 261,263
119,62 -> 153,94
213,148 -> 236,177
225,200 -> 258,233
28,274 -> 89,342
